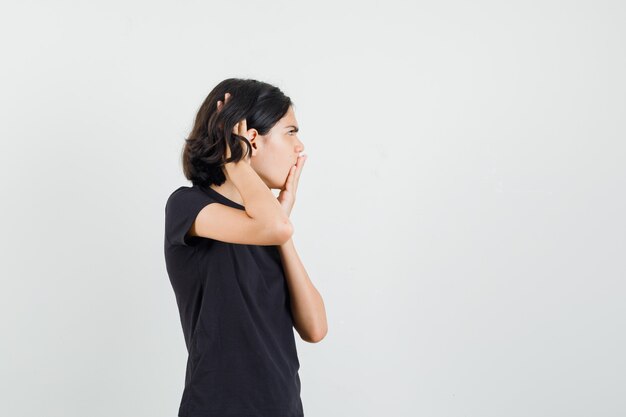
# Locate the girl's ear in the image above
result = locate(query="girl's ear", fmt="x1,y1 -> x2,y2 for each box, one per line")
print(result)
248,129 -> 259,151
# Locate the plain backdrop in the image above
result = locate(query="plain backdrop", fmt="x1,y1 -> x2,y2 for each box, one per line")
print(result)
1,1 -> 625,416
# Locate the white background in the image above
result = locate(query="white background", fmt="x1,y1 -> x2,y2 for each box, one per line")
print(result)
1,1 -> 625,416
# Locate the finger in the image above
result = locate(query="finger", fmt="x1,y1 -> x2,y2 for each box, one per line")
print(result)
284,165 -> 296,192
294,155 -> 306,182
217,92 -> 230,111
292,169 -> 300,194
290,158 -> 305,194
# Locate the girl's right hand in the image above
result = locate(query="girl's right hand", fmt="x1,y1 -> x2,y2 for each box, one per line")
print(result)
216,92 -> 250,163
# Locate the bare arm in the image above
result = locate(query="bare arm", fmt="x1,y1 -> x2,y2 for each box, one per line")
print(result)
224,160 -> 293,241
278,237 -> 327,343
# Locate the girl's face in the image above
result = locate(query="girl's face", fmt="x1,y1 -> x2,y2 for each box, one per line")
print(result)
249,106 -> 305,189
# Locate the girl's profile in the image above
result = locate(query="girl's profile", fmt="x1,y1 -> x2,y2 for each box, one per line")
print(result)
164,77 -> 327,417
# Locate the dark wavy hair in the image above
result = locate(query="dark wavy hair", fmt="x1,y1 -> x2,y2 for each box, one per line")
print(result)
181,78 -> 294,187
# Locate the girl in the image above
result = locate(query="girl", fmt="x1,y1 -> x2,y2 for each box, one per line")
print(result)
164,78 -> 327,417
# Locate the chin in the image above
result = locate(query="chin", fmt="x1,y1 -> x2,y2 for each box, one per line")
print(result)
263,178 -> 281,190
258,169 -> 288,190
267,174 -> 287,189
269,180 -> 283,190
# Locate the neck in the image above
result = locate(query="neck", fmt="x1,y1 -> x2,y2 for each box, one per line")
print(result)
209,180 -> 245,206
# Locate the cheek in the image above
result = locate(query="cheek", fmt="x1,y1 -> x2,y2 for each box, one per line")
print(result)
254,150 -> 288,178
265,142 -> 292,165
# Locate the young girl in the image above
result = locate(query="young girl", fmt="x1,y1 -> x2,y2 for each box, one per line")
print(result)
164,78 -> 327,417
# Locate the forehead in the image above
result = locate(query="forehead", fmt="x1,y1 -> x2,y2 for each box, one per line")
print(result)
278,106 -> 298,126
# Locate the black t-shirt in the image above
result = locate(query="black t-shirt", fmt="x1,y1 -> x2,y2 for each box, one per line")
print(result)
164,184 -> 304,417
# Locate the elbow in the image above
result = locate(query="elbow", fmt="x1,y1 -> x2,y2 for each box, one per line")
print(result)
272,217 -> 294,245
304,326 -> 328,344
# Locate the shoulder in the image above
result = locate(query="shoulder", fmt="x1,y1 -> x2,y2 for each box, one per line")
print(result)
167,185 -> 207,202
166,186 -> 188,208
165,185 -> 215,213
168,185 -> 197,198
167,185 -> 190,201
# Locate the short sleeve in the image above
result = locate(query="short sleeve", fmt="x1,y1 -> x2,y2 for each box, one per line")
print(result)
165,186 -> 217,246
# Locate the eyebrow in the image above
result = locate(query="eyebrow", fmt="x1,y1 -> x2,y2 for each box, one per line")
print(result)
285,125 -> 299,132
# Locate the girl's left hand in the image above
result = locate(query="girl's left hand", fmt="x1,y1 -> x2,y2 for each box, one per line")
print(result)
278,153 -> 307,217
